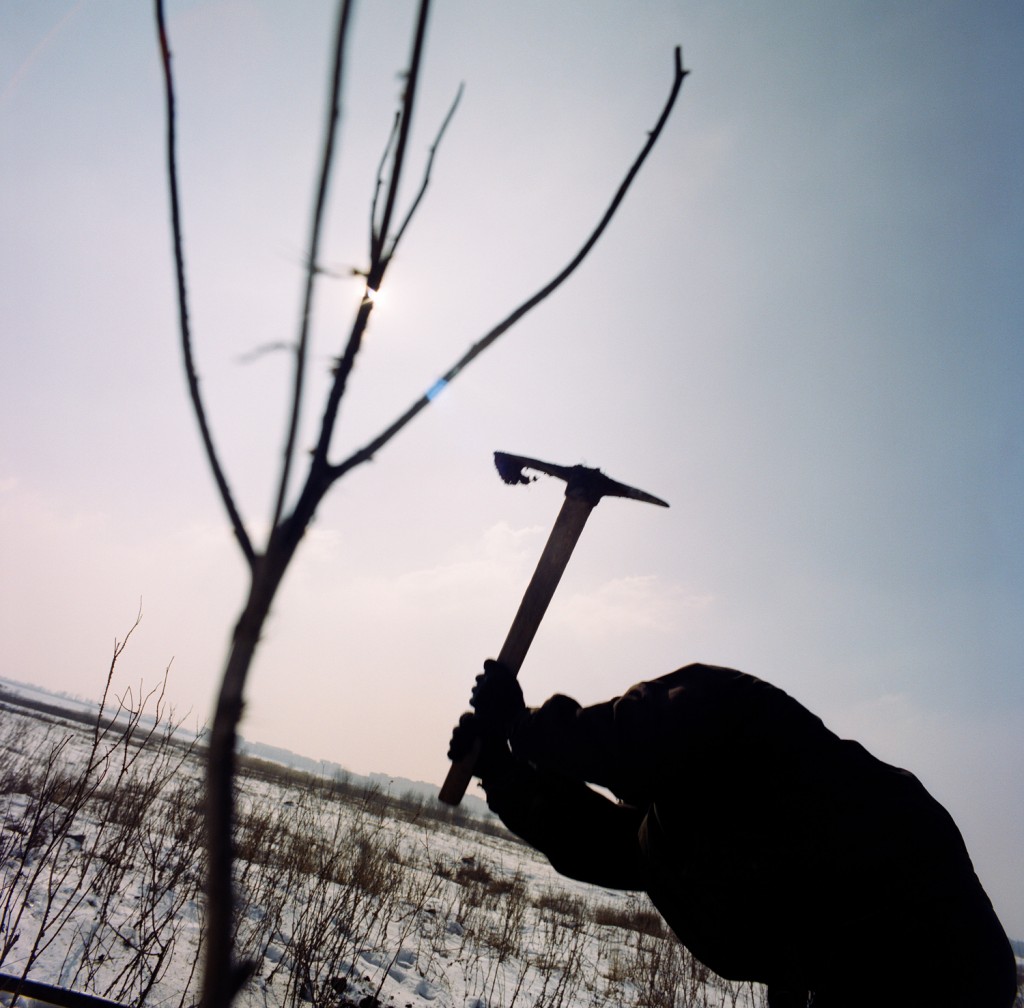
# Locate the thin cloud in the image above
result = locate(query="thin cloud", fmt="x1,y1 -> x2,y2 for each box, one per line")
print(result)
553,575 -> 714,639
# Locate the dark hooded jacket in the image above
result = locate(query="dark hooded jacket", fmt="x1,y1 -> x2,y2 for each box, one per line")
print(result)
476,664 -> 1016,1007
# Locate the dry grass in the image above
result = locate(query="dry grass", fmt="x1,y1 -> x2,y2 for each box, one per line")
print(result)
0,672 -> 785,1008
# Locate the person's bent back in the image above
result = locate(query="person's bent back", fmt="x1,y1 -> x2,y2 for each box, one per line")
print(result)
451,662 -> 1017,1007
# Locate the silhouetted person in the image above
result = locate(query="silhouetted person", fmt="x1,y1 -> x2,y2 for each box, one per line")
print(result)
449,661 -> 1016,1008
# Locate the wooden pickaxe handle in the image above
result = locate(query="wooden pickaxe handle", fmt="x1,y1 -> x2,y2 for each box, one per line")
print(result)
438,493 -> 595,806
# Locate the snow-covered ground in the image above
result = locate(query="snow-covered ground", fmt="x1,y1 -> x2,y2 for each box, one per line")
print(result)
0,689 -> 765,1008
5,685 -> 1019,1008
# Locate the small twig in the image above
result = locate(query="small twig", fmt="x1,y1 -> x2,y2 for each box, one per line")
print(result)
236,340 -> 291,365
332,47 -> 690,479
93,601 -> 143,754
370,111 -> 401,251
154,0 -> 255,568
388,82 -> 463,252
271,0 -> 354,533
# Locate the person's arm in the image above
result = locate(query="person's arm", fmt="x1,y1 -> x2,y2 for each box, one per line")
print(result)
465,659 -> 694,800
448,703 -> 647,890
509,683 -> 676,799
481,758 -> 648,890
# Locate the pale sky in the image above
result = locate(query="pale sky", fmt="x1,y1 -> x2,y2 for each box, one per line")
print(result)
2,2 -> 1021,938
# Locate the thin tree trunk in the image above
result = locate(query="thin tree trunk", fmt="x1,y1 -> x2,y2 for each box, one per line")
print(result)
201,538 -> 296,1008
155,5 -> 688,1002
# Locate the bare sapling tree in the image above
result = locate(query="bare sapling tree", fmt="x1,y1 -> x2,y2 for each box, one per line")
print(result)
153,1 -> 687,1005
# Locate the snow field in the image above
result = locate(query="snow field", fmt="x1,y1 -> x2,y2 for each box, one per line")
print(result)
0,695 -> 765,1008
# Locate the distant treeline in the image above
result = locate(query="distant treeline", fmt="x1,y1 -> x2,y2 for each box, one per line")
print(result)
0,684 -> 513,842
232,748 -> 514,838
0,686 -> 129,734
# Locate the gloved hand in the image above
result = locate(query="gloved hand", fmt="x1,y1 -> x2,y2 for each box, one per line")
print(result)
447,711 -> 514,782
469,659 -> 526,740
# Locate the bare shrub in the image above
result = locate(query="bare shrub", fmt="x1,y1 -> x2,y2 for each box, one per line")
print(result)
536,886 -> 589,923
0,614 -> 207,1007
530,907 -> 593,1008
603,928 -> 711,1008
593,896 -> 666,937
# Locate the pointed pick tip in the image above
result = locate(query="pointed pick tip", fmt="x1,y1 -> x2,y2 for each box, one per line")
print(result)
625,487 -> 670,508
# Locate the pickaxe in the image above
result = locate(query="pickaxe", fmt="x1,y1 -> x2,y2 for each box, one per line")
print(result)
439,451 -> 669,806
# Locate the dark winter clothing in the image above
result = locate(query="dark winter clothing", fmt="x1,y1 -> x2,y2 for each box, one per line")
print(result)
453,662 -> 1016,1007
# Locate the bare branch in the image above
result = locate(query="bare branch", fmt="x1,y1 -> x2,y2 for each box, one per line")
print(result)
302,0 -> 434,481
154,0 -> 256,568
236,340 -> 291,365
368,0 -> 431,276
332,47 -> 690,479
370,111 -> 401,251
389,82 -> 464,253
271,0 -> 354,532
369,76 -> 458,261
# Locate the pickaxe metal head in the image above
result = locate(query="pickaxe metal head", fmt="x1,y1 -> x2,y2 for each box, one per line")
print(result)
494,451 -> 670,509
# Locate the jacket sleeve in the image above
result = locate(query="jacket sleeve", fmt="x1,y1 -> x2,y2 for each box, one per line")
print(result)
479,758 -> 648,891
507,664 -> 833,800
507,679 -> 679,799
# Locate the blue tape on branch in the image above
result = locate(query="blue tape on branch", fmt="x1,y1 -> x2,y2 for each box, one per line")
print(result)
426,378 -> 448,401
